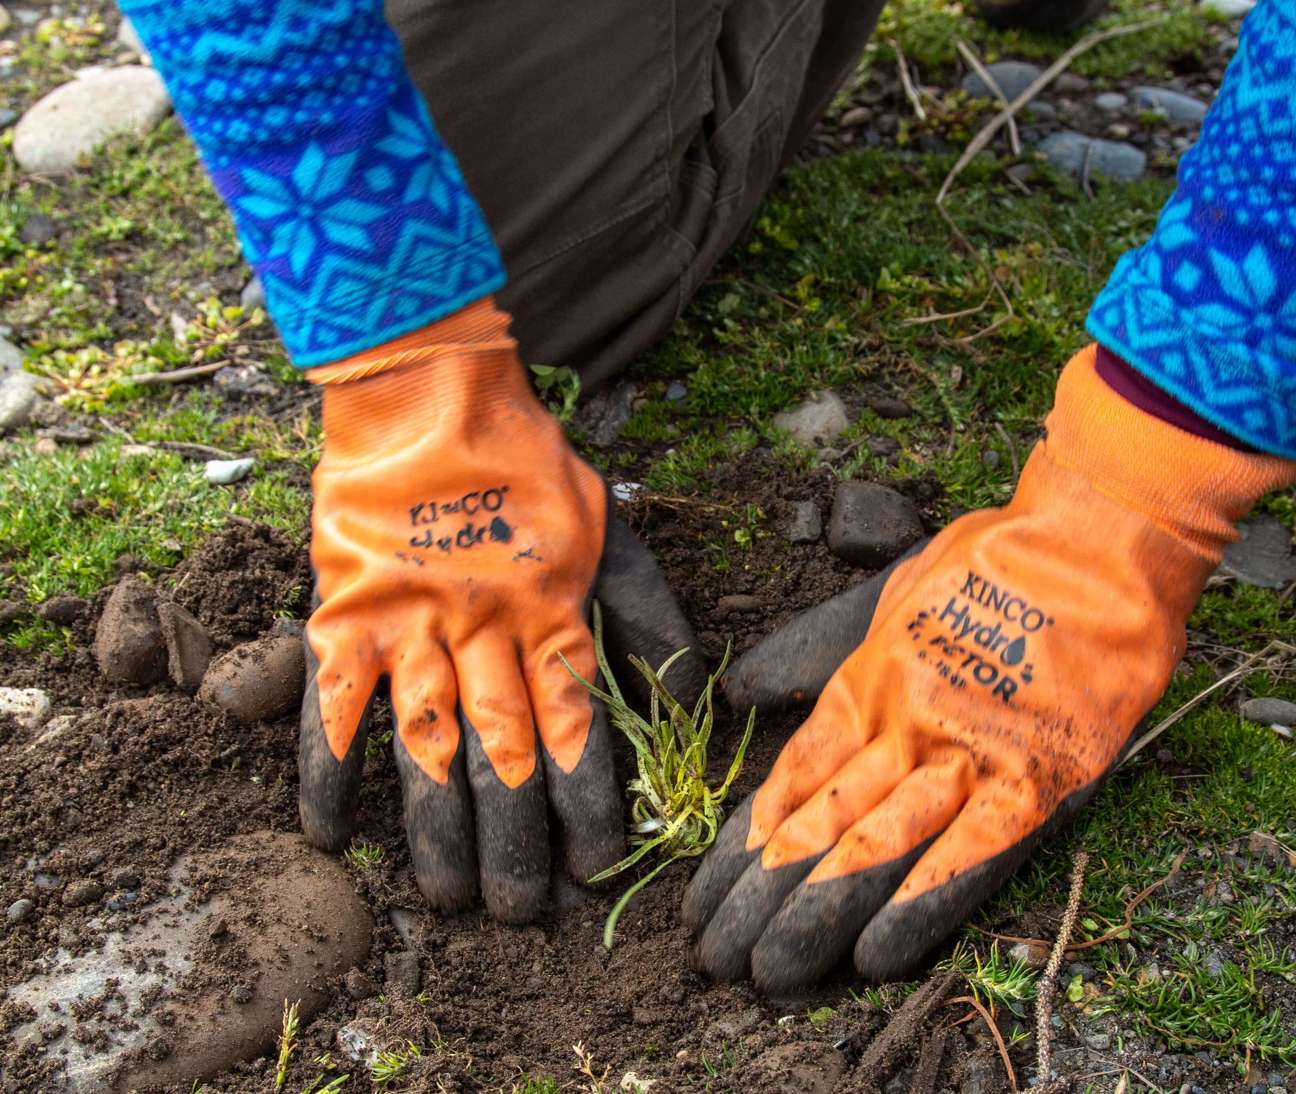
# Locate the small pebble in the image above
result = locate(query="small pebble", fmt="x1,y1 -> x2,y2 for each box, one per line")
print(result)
665,381 -> 687,403
229,983 -> 253,1004
786,501 -> 822,545
0,687 -> 52,730
826,481 -> 924,567
961,60 -> 1042,102
1240,696 -> 1296,728
239,274 -> 265,312
774,390 -> 850,447
716,594 -> 761,617
18,212 -> 56,246
7,898 -> 34,923
1094,92 -> 1129,112
204,457 -> 254,485
1133,86 -> 1209,125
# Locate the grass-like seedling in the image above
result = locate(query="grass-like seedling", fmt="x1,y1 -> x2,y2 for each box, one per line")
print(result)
560,603 -> 755,949
343,842 -> 384,868
370,1042 -> 421,1088
275,998 -> 300,1091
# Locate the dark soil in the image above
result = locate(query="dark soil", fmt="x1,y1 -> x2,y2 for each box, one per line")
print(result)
2,449 -> 1270,1093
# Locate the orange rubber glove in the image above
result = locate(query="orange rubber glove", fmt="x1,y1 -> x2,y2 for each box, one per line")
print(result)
683,345 -> 1295,990
299,297 -> 704,923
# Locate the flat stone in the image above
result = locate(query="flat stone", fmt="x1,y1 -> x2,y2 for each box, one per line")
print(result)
1241,697 -> 1296,728
749,1042 -> 846,1094
862,390 -> 913,419
37,593 -> 88,626
826,482 -> 924,568
961,60 -> 1042,102
774,390 -> 850,447
1201,0 -> 1255,14
0,687 -> 51,730
199,634 -> 305,723
5,831 -> 371,1090
204,457 -> 254,485
1054,73 -> 1089,94
1094,92 -> 1129,112
94,574 -> 167,685
1038,130 -> 1146,182
239,273 -> 264,312
0,337 -> 21,372
18,211 -> 56,245
786,501 -> 822,544
157,600 -> 215,693
1134,85 -> 1209,125
0,371 -> 42,434
716,594 -> 762,617
1217,516 -> 1296,588
1008,940 -> 1051,968
7,898 -> 33,923
13,66 -> 171,174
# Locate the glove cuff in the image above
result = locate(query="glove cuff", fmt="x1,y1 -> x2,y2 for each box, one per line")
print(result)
1032,345 -> 1296,560
311,296 -> 549,464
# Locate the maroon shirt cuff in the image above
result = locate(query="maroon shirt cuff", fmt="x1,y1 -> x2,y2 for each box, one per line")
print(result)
1094,345 -> 1253,451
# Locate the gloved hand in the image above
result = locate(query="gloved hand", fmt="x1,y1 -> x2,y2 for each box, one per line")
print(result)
298,296 -> 704,923
684,345 -> 1295,990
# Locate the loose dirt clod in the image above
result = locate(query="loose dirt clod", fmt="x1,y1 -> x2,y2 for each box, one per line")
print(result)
94,575 -> 166,685
157,599 -> 215,693
199,633 -> 305,723
826,481 -> 925,567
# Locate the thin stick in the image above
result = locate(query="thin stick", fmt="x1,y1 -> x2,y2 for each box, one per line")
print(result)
974,848 -> 1187,954
994,422 -> 1020,481
937,18 -> 1165,205
946,995 -> 1017,1091
956,40 -> 1020,156
126,359 -> 230,385
1122,642 -> 1283,764
892,40 -> 927,122
1035,851 -> 1089,1089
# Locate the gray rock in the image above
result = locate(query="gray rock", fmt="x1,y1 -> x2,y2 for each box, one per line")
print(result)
1134,86 -> 1209,125
867,434 -> 901,460
578,381 -> 639,447
1217,516 -> 1296,588
1054,73 -> 1090,94
774,390 -> 850,447
384,950 -> 421,997
0,108 -> 13,130
18,212 -> 56,245
7,898 -> 34,923
1024,100 -> 1056,121
0,370 -> 42,434
94,575 -> 167,685
862,390 -> 913,419
37,593 -> 87,625
157,600 -> 215,693
62,879 -> 104,907
13,66 -> 171,174
1202,949 -> 1226,977
204,456 -> 254,485
665,381 -> 687,403
786,501 -> 822,544
961,60 -> 1042,102
1241,697 -> 1296,728
1038,130 -> 1146,182
0,336 -> 21,373
0,687 -> 51,730
239,273 -> 264,312
6,832 -> 371,1090
1086,1030 -> 1112,1050
199,634 -> 305,723
826,482 -> 924,567
1094,91 -> 1129,112
213,362 -> 278,399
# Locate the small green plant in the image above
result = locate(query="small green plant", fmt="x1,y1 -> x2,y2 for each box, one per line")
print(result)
344,842 -> 384,868
806,1005 -> 836,1030
943,942 -> 1037,1013
300,1074 -> 349,1094
510,1077 -> 560,1094
561,602 -> 755,949
275,998 -> 300,1091
370,1041 -> 421,1088
530,363 -> 581,423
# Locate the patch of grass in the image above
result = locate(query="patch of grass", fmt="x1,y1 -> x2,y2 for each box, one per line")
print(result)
561,604 -> 755,949
370,1042 -> 421,1089
343,842 -> 384,869
508,1077 -> 560,1094
0,437 -> 307,614
866,0 -> 1215,82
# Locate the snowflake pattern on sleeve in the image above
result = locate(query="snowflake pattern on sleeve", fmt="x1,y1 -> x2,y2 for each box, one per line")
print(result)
1087,0 -> 1296,457
121,0 -> 505,367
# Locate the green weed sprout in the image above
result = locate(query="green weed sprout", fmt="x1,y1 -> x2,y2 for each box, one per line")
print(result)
560,602 -> 756,950
371,1042 -> 421,1088
275,998 -> 300,1091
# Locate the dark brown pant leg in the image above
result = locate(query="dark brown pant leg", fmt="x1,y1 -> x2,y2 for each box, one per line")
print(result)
386,0 -> 886,388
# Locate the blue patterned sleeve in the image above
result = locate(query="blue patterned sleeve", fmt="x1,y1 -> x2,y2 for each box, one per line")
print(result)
120,0 -> 506,368
1086,0 -> 1296,459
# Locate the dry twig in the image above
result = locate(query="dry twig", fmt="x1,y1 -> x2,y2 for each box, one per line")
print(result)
945,994 -> 1017,1091
956,39 -> 1020,156
126,359 -> 231,385
892,39 -> 927,122
936,18 -> 1165,205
